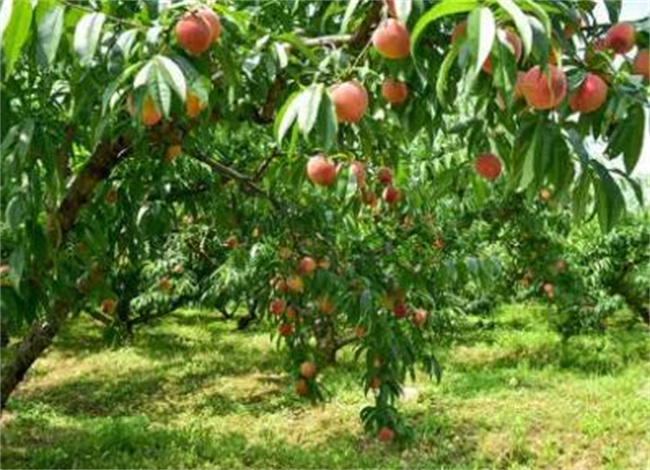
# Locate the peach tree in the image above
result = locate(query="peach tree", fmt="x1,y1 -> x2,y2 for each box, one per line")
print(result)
1,0 -> 648,442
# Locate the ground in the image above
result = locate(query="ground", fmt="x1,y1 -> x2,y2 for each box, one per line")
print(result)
1,305 -> 648,469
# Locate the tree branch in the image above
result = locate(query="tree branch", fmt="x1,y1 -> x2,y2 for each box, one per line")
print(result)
53,136 -> 131,245
189,151 -> 279,209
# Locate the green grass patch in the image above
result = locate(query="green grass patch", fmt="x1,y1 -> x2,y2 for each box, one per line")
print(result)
1,305 -> 649,469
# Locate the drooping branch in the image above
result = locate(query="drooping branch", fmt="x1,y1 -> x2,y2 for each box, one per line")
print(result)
189,151 -> 280,209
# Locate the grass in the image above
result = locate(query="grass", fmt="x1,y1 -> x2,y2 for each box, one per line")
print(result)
1,304 -> 649,469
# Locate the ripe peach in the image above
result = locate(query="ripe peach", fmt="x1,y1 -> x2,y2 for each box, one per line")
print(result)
127,94 -> 162,126
362,191 -> 378,209
287,275 -> 304,294
633,49 -> 649,81
451,21 -> 467,45
542,283 -> 554,299
605,23 -> 636,54
377,427 -> 395,442
514,71 -> 526,101
521,65 -> 567,110
383,186 -> 401,205
101,299 -> 117,315
483,30 -> 522,75
298,257 -> 317,276
270,299 -> 286,316
350,161 -> 366,187
165,144 -> 182,162
105,188 -> 118,205
330,81 -> 368,123
355,325 -> 366,338
474,154 -> 502,181
381,79 -> 409,105
300,361 -> 317,379
369,376 -> 381,390
175,12 -> 212,55
186,92 -> 203,118
317,297 -> 336,315
372,19 -> 410,60
197,7 -> 222,43
285,306 -> 298,320
296,378 -> 309,396
172,264 -> 184,275
392,301 -> 408,319
158,276 -> 172,292
225,235 -> 238,249
412,309 -> 427,327
539,188 -> 552,201
553,259 -> 567,273
433,238 -> 444,250
307,155 -> 337,186
568,73 -> 608,113
377,167 -> 393,185
279,323 -> 294,337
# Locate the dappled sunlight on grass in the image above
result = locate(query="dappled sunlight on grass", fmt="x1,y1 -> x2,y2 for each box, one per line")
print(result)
2,306 -> 649,469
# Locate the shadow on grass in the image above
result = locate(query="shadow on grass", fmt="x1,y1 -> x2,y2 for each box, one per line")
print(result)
0,405 -> 484,470
450,326 -> 649,377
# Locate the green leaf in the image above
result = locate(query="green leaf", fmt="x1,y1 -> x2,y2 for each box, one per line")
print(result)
147,63 -> 171,118
297,85 -> 323,135
274,91 -> 301,144
154,55 -> 186,102
0,0 -> 13,41
5,194 -> 24,230
340,0 -> 361,33
412,0 -> 479,50
467,7 -> 495,80
591,161 -> 625,232
2,0 -> 34,76
566,129 -> 591,167
101,61 -> 141,114
314,92 -> 338,152
273,42 -> 288,69
35,1 -> 64,65
607,104 -> 645,173
495,0 -> 532,57
115,28 -> 139,61
518,0 -> 551,39
393,0 -> 413,25
8,245 -> 25,286
134,61 -> 153,89
605,0 -> 622,24
278,33 -> 318,64
436,47 -> 459,106
491,35 -> 517,103
73,12 -> 106,66
549,132 -> 574,195
572,169 -> 591,223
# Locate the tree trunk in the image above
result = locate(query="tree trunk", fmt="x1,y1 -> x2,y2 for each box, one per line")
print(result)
0,318 -> 9,348
1,302 -> 69,409
315,316 -> 338,365
1,137 -> 131,410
